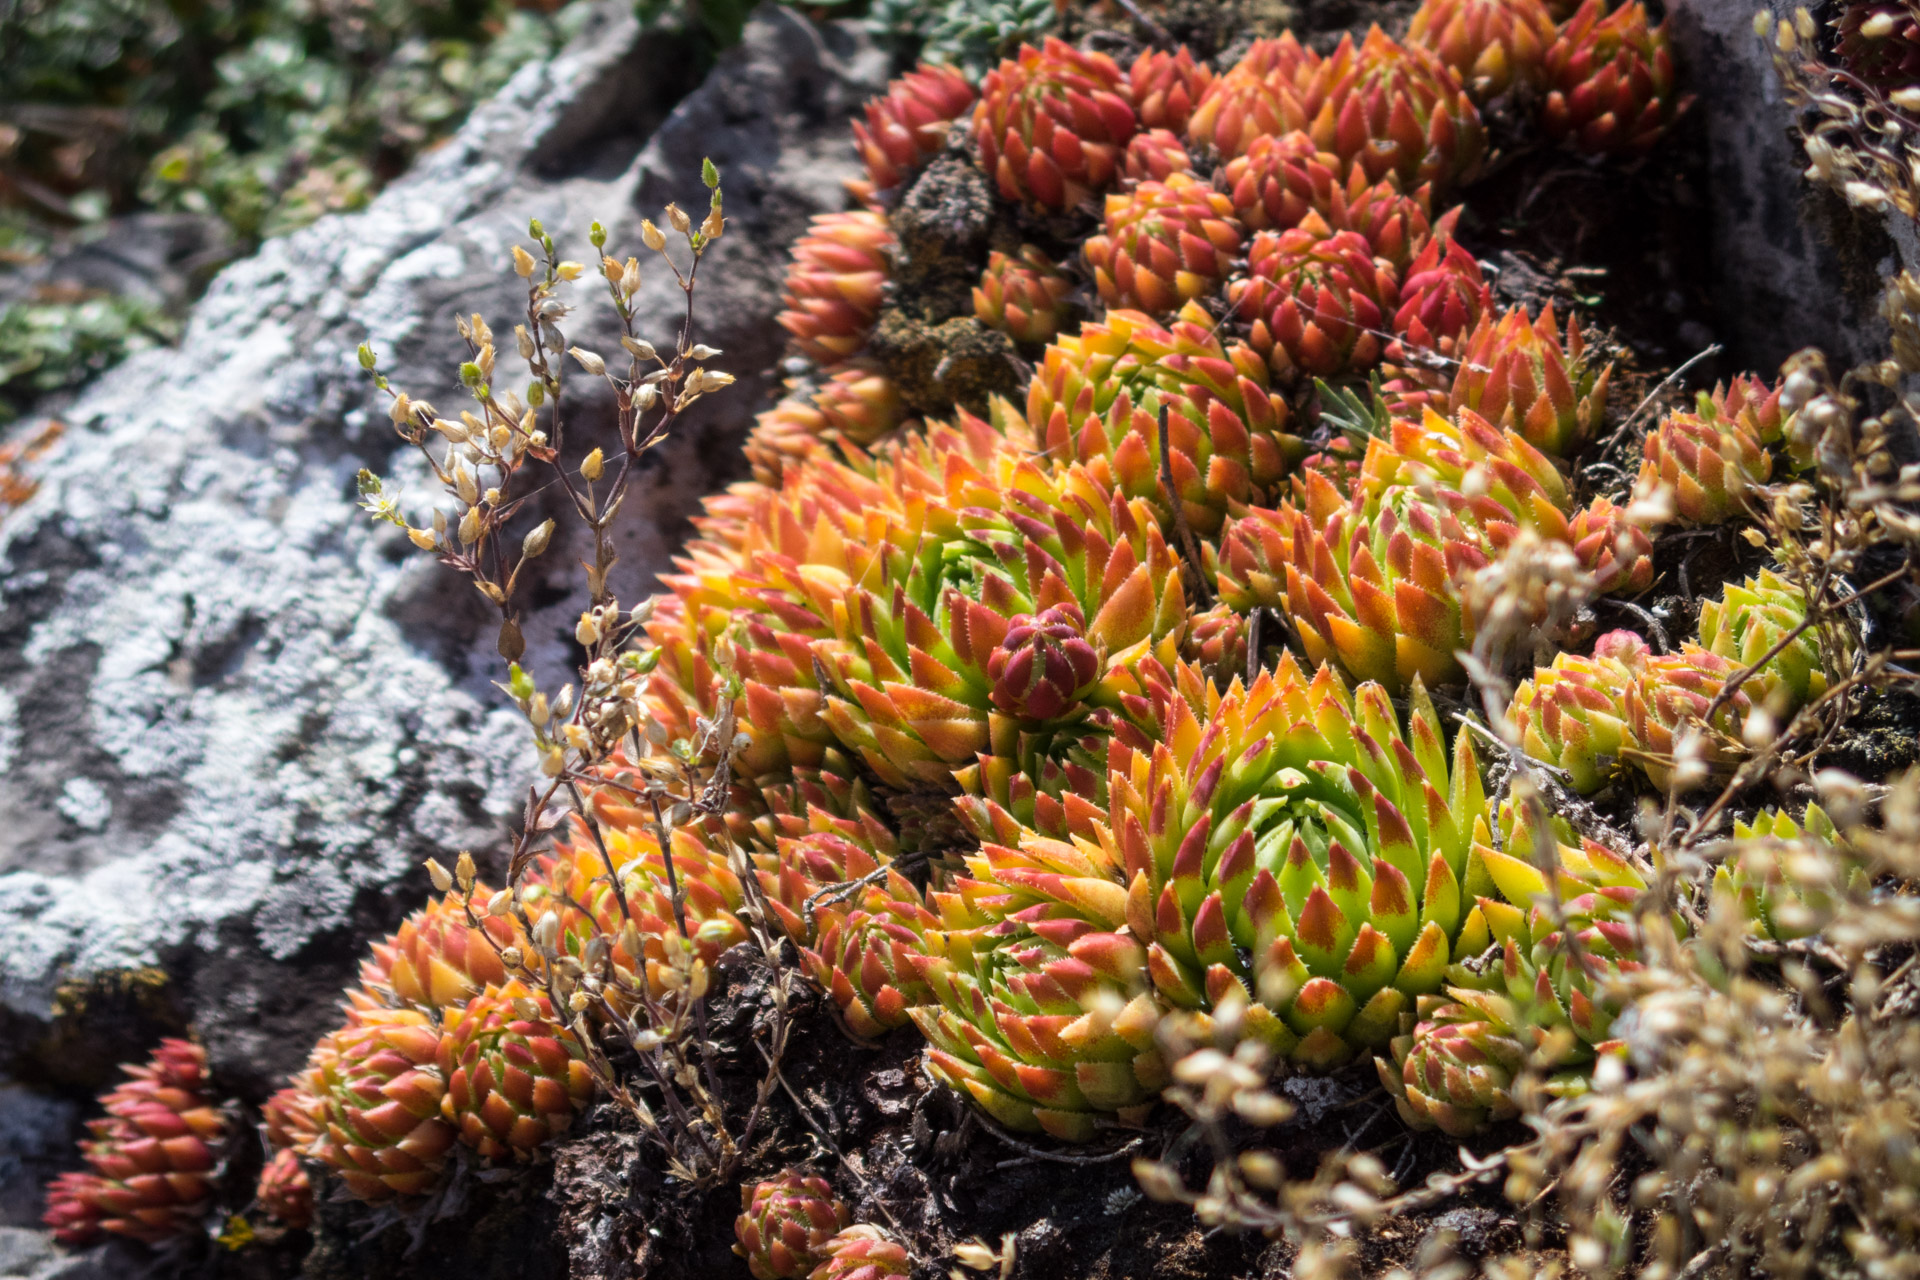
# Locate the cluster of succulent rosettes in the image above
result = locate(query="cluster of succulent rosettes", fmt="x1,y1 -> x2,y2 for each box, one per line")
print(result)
1698,567 -> 1832,709
1541,0 -> 1688,156
1233,228 -> 1400,378
735,1172 -> 851,1280
777,210 -> 895,364
1083,173 -> 1243,314
1507,629 -> 1649,793
1186,33 -> 1324,159
746,396 -> 836,488
1026,300 -> 1301,537
300,1009 -> 456,1201
1381,853 -> 1655,1136
810,362 -> 905,446
1406,0 -> 1558,101
1634,402 -> 1773,526
974,246 -> 1073,346
971,37 -> 1137,211
1836,1 -> 1920,88
849,62 -> 977,206
1122,127 -> 1195,182
358,890 -> 515,1010
803,875 -> 940,1038
43,1039 -> 226,1245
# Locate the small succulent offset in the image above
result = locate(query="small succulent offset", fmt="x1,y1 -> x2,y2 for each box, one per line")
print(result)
44,1040 -> 226,1245
735,1173 -> 852,1280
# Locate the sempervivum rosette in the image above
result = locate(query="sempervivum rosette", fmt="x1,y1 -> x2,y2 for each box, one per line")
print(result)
811,361 -> 905,447
1406,0 -> 1557,100
1129,46 -> 1215,134
1633,406 -> 1773,527
813,1225 -> 911,1280
1540,0 -> 1689,157
1215,475 -> 1482,692
850,63 -> 978,205
1083,172 -> 1244,313
304,1009 -> 455,1200
1307,27 -> 1487,194
1567,494 -> 1656,596
256,1149 -> 313,1229
358,889 -> 515,1012
1449,303 -> 1611,458
1382,847 -> 1655,1135
1217,130 -> 1345,232
1187,34 -> 1324,159
746,395 -> 835,488
1837,2 -> 1920,89
1624,643 -> 1752,792
972,38 -> 1138,211
43,1039 -> 225,1245
1026,301 -> 1302,535
437,983 -> 595,1161
975,246 -> 1073,346
1122,127 -> 1196,182
1698,567 -> 1833,710
1390,232 -> 1491,362
1713,804 -> 1866,945
1507,629 -> 1650,794
777,211 -> 895,363
802,873 -> 940,1038
735,1172 -> 851,1280
1232,228 -> 1401,379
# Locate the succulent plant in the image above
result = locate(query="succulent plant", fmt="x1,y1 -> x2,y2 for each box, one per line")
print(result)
1698,567 -> 1831,710
43,1039 -> 225,1245
975,246 -> 1074,346
1405,0 -> 1557,100
1449,303 -> 1610,458
1624,643 -> 1752,792
777,211 -> 896,364
1187,34 -> 1323,159
437,983 -> 595,1161
747,394 -> 837,488
1232,228 -> 1401,378
1697,373 -> 1791,449
812,1225 -> 912,1280
256,1149 -> 313,1229
1390,231 -> 1490,362
735,1172 -> 852,1280
972,37 -> 1138,210
754,811 -> 903,947
360,890 -> 515,1012
1084,172 -> 1244,313
1566,494 -> 1656,596
1713,804 -> 1864,944
1215,476 -> 1478,691
1121,127 -> 1196,182
1309,27 -> 1487,194
1507,630 -> 1649,794
1026,300 -> 1300,535
1216,130 -> 1345,233
811,361 -> 906,446
1382,868 -> 1652,1135
1837,1 -> 1920,89
1128,46 -> 1215,134
1634,407 -> 1772,526
304,1008 -> 455,1200
533,797 -> 749,1005
1540,0 -> 1687,157
850,63 -> 979,205
802,874 -> 941,1037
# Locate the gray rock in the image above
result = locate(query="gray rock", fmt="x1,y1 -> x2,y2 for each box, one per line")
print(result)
0,0 -> 885,1093
0,1225 -> 55,1275
1667,0 -> 1913,370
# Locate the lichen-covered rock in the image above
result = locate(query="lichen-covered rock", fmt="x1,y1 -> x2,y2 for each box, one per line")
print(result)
0,4 -> 886,1100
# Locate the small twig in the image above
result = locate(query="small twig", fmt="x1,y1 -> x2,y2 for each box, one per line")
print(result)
1157,405 -> 1214,608
974,1114 -> 1147,1166
1112,0 -> 1175,46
